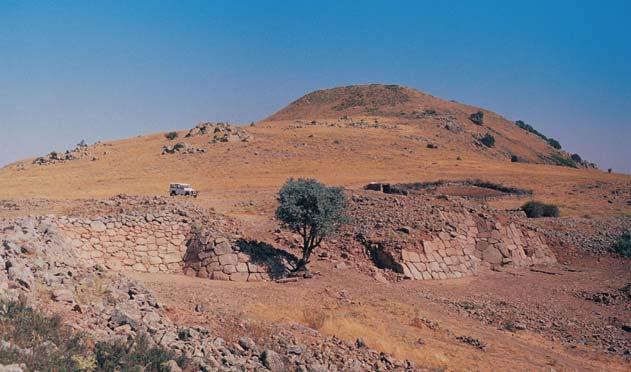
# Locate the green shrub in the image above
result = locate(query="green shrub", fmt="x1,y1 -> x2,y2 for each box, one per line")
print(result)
479,133 -> 495,148
510,155 -> 519,163
470,111 -> 484,125
547,138 -> 562,149
0,301 -> 91,371
521,201 -> 560,218
95,333 -> 181,372
0,301 -> 185,372
571,153 -> 582,162
611,232 -> 631,257
276,178 -> 348,271
541,204 -> 560,217
515,120 -> 549,142
165,131 -> 178,140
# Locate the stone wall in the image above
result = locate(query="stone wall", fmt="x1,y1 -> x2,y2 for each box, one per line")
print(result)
54,213 -> 192,273
181,235 -> 273,282
52,209 -> 273,282
348,192 -> 557,281
394,210 -> 555,280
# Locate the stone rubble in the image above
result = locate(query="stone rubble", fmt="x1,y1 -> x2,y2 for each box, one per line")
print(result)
185,122 -> 252,143
0,213 -> 420,371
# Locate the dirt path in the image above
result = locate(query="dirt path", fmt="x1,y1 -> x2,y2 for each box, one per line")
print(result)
130,256 -> 630,371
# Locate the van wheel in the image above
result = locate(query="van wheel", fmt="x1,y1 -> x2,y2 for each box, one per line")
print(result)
170,192 -> 175,196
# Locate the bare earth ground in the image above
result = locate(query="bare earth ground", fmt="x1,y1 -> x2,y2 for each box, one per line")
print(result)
1,113 -> 630,370
129,255 -> 629,371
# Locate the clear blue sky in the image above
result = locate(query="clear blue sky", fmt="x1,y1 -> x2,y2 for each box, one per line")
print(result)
1,1 -> 630,172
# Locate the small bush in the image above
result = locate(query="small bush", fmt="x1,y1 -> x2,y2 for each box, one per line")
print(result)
470,111 -> 484,125
0,301 -> 91,371
510,155 -> 519,163
479,133 -> 495,148
611,232 -> 631,257
608,168 -> 612,174
0,301 -> 185,372
95,333 -> 181,372
571,153 -> 582,162
522,201 -> 560,218
426,143 -> 438,149
541,204 -> 560,217
547,138 -> 562,150
165,131 -> 178,140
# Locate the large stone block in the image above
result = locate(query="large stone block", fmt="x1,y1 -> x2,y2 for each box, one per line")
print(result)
212,271 -> 230,281
214,241 -> 233,255
90,221 -> 107,232
481,246 -> 503,264
223,264 -> 237,274
230,272 -> 249,282
218,253 -> 238,266
236,262 -> 249,273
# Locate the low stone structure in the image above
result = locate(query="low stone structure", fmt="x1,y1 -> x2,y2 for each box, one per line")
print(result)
54,213 -> 192,273
348,192 -> 557,280
50,196 -> 273,282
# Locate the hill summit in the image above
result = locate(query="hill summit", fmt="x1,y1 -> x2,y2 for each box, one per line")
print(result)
265,84 -> 590,167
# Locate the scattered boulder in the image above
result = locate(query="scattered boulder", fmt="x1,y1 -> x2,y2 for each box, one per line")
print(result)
161,142 -> 206,155
261,349 -> 285,372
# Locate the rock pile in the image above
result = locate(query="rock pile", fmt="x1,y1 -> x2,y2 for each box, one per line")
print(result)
32,141 -> 106,165
536,216 -> 631,255
0,214 -> 418,370
161,142 -> 206,155
185,122 -> 252,143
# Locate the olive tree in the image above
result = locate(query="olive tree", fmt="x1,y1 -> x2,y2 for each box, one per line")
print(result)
275,178 -> 348,271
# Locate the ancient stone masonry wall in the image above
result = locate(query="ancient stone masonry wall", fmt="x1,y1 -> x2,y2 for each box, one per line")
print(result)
51,198 -> 276,282
395,210 -> 555,280
53,213 -> 191,273
181,234 -> 273,282
348,192 -> 557,281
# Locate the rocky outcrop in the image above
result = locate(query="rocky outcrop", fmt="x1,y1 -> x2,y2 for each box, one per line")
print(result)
161,142 -> 207,155
32,141 -> 107,165
185,122 -> 252,143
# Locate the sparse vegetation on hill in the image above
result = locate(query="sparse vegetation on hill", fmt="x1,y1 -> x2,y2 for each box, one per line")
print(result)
515,120 -> 547,140
165,131 -> 178,140
276,178 -> 348,271
479,133 -> 495,148
522,201 -> 560,218
469,111 -> 484,125
611,231 -> 631,257
547,137 -> 562,150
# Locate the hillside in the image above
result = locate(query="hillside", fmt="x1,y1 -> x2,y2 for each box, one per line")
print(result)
266,84 -> 588,167
0,84 -> 628,219
1,84 -> 631,371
